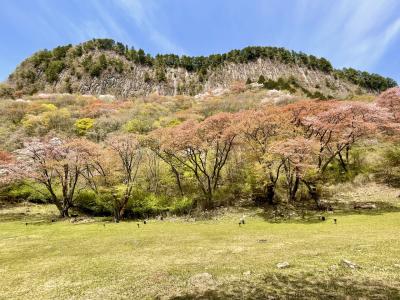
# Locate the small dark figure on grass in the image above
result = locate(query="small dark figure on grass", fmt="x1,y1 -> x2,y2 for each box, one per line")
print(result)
239,215 -> 246,226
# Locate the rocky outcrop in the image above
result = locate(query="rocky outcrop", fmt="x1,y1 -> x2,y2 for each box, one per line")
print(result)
8,49 -> 365,99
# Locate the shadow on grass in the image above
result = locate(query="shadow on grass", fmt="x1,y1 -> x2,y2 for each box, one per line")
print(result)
255,201 -> 400,224
0,212 -> 57,223
168,272 -> 400,300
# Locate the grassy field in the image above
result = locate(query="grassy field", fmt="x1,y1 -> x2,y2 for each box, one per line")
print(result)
1,187 -> 400,299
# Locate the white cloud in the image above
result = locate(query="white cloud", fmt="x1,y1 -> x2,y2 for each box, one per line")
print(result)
312,0 -> 400,69
90,0 -> 132,42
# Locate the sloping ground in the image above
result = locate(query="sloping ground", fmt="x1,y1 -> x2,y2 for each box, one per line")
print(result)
329,182 -> 400,211
0,201 -> 399,299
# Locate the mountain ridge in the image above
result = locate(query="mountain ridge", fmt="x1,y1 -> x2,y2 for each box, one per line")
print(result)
3,38 -> 397,99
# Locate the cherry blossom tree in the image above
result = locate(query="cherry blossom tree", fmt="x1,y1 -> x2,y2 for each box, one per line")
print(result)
0,151 -> 14,187
143,130 -> 185,196
5,137 -> 98,217
286,99 -> 393,173
376,87 -> 400,123
302,102 -> 392,172
237,106 -> 293,204
159,113 -> 237,209
104,134 -> 142,222
271,137 -> 318,202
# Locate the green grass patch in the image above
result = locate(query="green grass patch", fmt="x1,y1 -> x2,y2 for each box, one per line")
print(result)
0,204 -> 399,299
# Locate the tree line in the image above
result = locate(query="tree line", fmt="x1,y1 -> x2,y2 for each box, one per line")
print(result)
1,87 -> 399,222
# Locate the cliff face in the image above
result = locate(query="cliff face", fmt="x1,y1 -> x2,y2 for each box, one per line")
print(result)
7,46 -> 368,99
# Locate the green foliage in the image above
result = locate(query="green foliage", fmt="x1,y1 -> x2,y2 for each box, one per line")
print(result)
45,60 -> 65,83
111,59 -> 124,73
52,45 -> 72,60
0,84 -> 15,99
99,54 -> 108,69
82,55 -> 93,71
89,63 -> 103,77
123,118 -> 154,134
30,50 -> 52,67
41,103 -> 57,111
22,108 -> 72,135
336,68 -> 397,92
169,196 -> 193,214
74,190 -> 110,215
73,45 -> 83,57
263,77 -> 296,93
376,145 -> 400,187
74,118 -> 94,135
20,70 -> 36,84
4,182 -> 49,203
154,60 -> 167,83
124,191 -> 193,218
321,147 -> 370,184
63,77 -> 73,93
300,87 -> 330,99
82,54 -> 110,77
144,72 -> 151,83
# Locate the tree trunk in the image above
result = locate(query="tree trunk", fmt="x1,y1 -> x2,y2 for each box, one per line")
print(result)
266,183 -> 275,205
338,151 -> 348,172
171,167 -> 184,196
303,181 -> 321,209
290,175 -> 300,202
113,208 -> 121,223
60,204 -> 70,218
201,188 -> 213,210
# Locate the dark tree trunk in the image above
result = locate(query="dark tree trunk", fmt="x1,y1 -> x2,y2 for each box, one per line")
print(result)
203,192 -> 213,210
114,209 -> 121,223
290,176 -> 300,202
60,204 -> 70,218
303,181 -> 321,208
266,183 -> 275,205
171,167 -> 184,196
338,151 -> 348,172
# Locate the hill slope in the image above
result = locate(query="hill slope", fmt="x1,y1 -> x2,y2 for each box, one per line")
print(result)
5,39 -> 397,99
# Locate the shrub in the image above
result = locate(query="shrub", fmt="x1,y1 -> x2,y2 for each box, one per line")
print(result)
169,197 -> 193,214
0,84 -> 15,99
74,118 -> 94,135
89,63 -> 103,77
376,145 -> 400,187
258,75 -> 265,84
75,190 -> 110,215
4,182 -> 50,203
123,118 -> 153,134
45,60 -> 65,83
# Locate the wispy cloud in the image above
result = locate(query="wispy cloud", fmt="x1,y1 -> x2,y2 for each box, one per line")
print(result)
310,0 -> 400,69
89,0 -> 132,43
36,0 -> 107,42
114,0 -> 186,54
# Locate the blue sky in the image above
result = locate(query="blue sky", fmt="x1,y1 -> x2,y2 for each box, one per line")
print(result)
0,0 -> 399,83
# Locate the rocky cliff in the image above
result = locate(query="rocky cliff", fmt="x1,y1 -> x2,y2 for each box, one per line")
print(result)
5,39 -> 397,99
